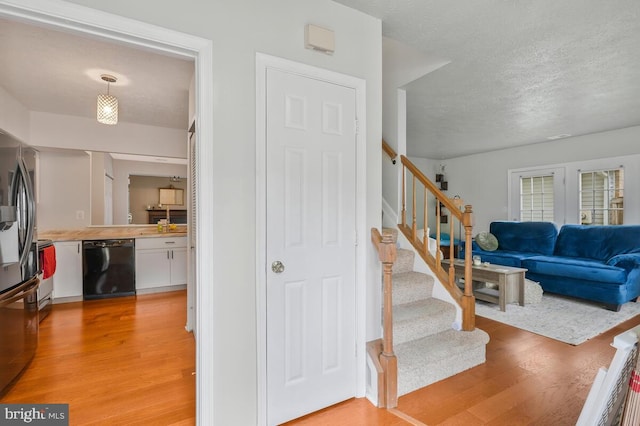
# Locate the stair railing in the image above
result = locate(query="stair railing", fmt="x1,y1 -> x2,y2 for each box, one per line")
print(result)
399,155 -> 476,331
382,139 -> 398,164
370,228 -> 398,408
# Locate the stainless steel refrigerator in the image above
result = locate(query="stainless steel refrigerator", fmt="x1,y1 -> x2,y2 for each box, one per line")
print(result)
0,131 -> 39,397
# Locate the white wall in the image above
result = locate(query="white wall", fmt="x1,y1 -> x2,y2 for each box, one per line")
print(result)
90,152 -> 108,225
413,126 -> 640,236
381,37 -> 450,223
37,149 -> 91,230
0,85 -> 30,143
50,3 -> 382,423
29,111 -> 187,158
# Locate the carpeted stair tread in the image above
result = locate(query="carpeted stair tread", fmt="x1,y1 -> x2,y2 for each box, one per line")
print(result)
393,298 -> 455,345
395,328 -> 490,395
393,249 -> 415,274
392,271 -> 434,305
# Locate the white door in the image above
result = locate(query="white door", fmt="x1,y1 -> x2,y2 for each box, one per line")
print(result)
266,68 -> 357,425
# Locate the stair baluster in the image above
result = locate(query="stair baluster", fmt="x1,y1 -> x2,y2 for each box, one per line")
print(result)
398,155 -> 476,331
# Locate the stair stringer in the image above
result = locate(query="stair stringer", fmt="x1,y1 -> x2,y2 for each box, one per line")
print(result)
395,228 -> 463,331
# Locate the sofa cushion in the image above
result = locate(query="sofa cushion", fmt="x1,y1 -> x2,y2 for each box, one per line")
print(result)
554,225 -> 640,261
522,255 -> 627,284
489,221 -> 558,255
475,232 -> 498,251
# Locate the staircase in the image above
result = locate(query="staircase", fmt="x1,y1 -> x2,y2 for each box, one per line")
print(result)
391,246 -> 490,395
371,152 -> 487,405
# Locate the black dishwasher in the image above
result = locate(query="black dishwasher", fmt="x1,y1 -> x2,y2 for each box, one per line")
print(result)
83,239 -> 136,300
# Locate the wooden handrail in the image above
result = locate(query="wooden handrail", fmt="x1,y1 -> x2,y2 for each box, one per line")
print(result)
382,139 -> 397,164
370,228 -> 398,408
398,155 -> 476,331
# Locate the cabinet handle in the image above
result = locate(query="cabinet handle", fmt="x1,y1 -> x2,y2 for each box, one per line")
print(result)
165,241 -> 176,244
171,250 -> 174,259
77,243 -> 80,253
167,250 -> 170,259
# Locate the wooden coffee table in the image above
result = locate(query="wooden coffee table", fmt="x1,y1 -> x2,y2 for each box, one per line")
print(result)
442,259 -> 528,311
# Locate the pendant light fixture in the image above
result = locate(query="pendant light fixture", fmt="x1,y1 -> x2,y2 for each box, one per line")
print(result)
97,74 -> 118,125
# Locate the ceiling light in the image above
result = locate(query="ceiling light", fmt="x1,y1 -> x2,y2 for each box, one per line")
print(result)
97,74 -> 118,125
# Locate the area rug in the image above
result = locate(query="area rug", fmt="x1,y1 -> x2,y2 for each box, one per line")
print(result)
475,293 -> 640,345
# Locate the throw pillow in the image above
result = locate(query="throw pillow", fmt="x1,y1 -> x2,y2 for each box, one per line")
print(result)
476,232 -> 498,251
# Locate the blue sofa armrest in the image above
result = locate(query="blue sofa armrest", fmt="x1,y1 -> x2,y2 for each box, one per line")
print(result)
607,253 -> 640,272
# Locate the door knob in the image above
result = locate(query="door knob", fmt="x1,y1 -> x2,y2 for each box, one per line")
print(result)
271,261 -> 285,274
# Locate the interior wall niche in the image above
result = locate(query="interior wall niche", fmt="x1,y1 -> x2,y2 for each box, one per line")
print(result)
129,175 -> 187,224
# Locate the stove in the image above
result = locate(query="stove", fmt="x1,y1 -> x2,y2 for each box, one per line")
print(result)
37,239 -> 54,321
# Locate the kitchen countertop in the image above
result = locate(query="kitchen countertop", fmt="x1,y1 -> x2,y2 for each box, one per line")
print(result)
39,225 -> 188,241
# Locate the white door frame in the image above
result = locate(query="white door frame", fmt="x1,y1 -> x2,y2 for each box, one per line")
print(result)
0,1 -> 215,424
255,53 -> 368,424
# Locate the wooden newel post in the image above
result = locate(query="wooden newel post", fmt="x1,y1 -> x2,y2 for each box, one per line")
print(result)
379,233 -> 397,355
378,231 -> 398,408
461,205 -> 476,331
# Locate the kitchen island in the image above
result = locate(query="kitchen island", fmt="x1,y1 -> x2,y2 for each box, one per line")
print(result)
39,224 -> 187,241
39,225 -> 188,303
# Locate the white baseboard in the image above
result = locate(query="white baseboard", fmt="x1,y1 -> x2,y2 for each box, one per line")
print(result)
53,285 -> 187,303
53,296 -> 83,304
136,284 -> 187,295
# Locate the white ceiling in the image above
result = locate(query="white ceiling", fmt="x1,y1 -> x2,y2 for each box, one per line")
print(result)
3,3 -> 640,160
337,0 -> 640,159
0,17 -> 194,130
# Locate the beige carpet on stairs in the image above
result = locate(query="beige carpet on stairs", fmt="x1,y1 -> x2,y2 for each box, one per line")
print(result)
391,247 -> 490,396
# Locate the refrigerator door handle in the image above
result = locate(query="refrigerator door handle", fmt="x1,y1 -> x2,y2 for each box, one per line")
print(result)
11,158 -> 36,267
0,276 -> 39,307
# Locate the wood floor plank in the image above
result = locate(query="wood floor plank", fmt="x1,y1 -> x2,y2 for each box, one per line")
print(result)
0,291 -> 195,425
3,291 -> 639,425
289,313 -> 640,425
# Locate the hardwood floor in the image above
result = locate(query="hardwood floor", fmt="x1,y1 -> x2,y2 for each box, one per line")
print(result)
0,291 -> 195,425
288,314 -> 640,426
3,291 -> 639,425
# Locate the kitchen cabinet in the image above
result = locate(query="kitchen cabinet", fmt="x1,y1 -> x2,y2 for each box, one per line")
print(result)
135,236 -> 187,290
52,241 -> 83,300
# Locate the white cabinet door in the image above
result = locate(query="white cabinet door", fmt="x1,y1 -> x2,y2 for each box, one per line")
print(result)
135,237 -> 187,290
53,241 -> 83,299
135,248 -> 171,289
170,247 -> 187,285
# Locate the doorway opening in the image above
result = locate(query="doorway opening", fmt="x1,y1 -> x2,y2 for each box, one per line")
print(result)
0,2 -> 214,424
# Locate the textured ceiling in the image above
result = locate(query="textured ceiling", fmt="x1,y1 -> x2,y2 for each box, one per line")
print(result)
0,17 -> 193,130
336,0 -> 640,159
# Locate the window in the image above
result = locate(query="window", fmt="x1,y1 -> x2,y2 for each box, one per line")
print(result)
520,175 -> 554,222
579,168 -> 624,225
510,167 -> 564,224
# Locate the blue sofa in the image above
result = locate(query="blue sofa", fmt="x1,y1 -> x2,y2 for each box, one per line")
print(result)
468,221 -> 640,311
